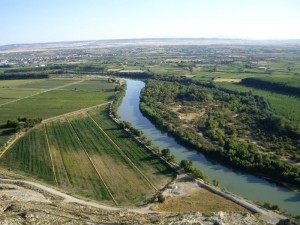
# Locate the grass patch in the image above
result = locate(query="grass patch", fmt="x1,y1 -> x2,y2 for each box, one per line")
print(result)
59,79 -> 116,92
15,79 -> 75,89
0,88 -> 42,104
154,187 -> 248,213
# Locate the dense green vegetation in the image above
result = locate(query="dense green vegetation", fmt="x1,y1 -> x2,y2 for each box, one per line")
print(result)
0,74 -> 49,80
140,79 -> 300,188
241,77 -> 300,97
6,117 -> 42,131
217,82 -> 300,121
0,63 -> 105,79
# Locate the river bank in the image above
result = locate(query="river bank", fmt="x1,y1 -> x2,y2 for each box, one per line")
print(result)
117,79 -> 300,216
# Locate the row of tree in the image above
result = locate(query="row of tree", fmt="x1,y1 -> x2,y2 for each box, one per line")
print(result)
140,79 -> 300,188
241,77 -> 300,97
0,74 -> 49,80
6,117 -> 42,131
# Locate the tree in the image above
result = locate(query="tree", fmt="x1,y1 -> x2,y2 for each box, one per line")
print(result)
162,148 -> 171,158
180,160 -> 193,173
193,169 -> 205,180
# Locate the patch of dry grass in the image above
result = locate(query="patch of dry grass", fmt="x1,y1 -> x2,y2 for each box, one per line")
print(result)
214,78 -> 241,83
154,187 -> 248,213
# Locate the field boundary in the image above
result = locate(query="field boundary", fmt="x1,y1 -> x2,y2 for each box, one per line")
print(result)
0,79 -> 84,107
0,131 -> 26,159
0,102 -> 111,160
87,113 -> 158,191
66,118 -> 118,206
44,125 -> 58,185
42,102 -> 111,124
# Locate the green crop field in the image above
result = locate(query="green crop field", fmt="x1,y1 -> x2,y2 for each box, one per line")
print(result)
216,82 -> 300,121
254,76 -> 300,88
60,79 -> 116,91
45,121 -> 112,203
0,88 -> 41,105
88,107 -> 174,187
0,128 -> 54,182
0,106 -> 174,206
69,116 -> 155,205
0,78 -> 116,148
14,79 -> 75,89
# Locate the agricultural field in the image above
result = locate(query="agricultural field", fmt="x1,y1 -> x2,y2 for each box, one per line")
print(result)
0,128 -> 55,182
216,82 -> 300,121
88,107 -> 174,187
0,106 -> 174,206
0,78 -> 116,148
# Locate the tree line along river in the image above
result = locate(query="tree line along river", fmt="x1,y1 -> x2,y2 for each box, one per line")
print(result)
117,79 -> 300,216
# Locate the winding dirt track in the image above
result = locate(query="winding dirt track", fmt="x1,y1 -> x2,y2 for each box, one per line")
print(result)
0,178 -> 153,214
0,176 -> 286,224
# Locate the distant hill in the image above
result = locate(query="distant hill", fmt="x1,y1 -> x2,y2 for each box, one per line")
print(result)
0,38 -> 300,52
1,38 -> 300,52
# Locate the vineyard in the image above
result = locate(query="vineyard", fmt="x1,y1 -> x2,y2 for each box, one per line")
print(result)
0,106 -> 174,206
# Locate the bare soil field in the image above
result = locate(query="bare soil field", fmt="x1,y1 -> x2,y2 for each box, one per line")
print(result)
153,176 -> 247,214
214,78 -> 241,83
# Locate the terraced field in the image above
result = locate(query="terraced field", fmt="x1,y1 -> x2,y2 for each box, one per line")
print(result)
0,106 -> 174,206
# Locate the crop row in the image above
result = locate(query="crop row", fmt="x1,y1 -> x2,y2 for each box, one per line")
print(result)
0,107 -> 174,205
88,107 -> 174,187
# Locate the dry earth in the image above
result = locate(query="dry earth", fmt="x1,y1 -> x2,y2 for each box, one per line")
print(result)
0,171 -> 290,225
213,78 -> 241,83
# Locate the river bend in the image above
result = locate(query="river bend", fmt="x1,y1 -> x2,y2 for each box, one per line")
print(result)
118,79 -> 300,215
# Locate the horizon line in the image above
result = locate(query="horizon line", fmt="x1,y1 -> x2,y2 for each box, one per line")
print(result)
1,37 -> 300,48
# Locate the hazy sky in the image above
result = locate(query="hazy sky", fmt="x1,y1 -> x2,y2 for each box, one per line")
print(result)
1,0 -> 300,45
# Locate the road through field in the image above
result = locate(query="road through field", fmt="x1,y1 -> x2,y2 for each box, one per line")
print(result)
0,131 -> 26,158
0,79 -> 84,107
0,176 -> 286,224
0,102 -> 111,159
87,113 -> 158,191
0,178 -> 122,212
67,118 -> 119,206
44,125 -> 58,185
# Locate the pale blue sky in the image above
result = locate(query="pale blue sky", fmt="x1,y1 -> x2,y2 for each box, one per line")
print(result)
1,0 -> 299,45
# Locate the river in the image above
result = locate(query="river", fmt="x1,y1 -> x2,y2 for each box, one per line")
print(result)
117,79 -> 300,215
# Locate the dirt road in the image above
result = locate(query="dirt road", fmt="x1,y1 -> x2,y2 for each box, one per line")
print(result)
170,174 -> 286,225
0,178 -> 155,214
0,175 -> 287,224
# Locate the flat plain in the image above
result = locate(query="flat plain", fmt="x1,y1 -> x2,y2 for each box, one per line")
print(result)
0,78 -> 116,148
0,95 -> 174,205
